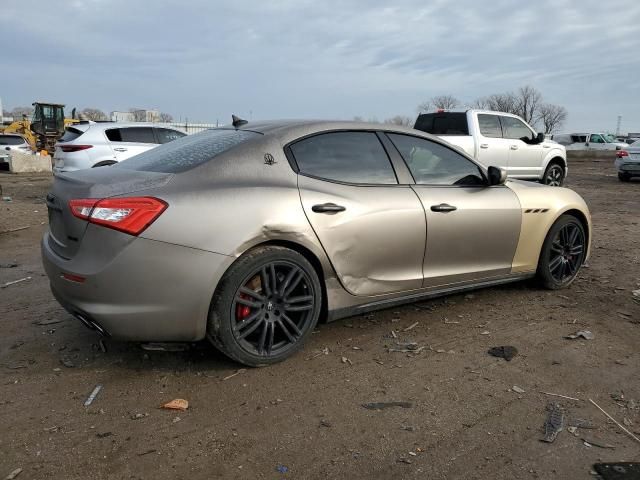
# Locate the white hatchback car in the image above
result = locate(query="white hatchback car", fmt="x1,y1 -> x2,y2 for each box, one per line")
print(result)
53,123 -> 186,173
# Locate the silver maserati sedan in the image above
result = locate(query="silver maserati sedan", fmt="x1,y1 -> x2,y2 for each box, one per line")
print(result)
42,119 -> 591,366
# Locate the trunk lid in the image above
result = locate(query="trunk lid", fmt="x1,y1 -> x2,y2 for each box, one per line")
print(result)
46,168 -> 172,259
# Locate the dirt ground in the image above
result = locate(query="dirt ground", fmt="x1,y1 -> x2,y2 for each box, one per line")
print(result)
1,158 -> 639,480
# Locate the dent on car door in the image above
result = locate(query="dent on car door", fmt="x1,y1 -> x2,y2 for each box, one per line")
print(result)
291,131 -> 426,296
386,133 -> 521,287
500,116 -> 544,177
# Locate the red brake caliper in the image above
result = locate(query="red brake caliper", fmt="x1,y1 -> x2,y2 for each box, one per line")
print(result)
236,293 -> 251,320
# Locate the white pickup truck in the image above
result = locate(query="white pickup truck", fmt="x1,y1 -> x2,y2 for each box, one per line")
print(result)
414,110 -> 567,186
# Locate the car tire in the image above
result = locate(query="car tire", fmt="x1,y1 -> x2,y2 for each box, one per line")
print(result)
92,160 -> 117,168
537,214 -> 586,290
207,246 -> 322,367
542,162 -> 565,187
618,172 -> 630,182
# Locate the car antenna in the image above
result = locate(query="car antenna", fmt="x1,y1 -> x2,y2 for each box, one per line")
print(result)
232,115 -> 248,129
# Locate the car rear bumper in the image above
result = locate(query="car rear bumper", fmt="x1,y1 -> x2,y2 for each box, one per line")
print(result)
617,162 -> 640,174
42,232 -> 234,341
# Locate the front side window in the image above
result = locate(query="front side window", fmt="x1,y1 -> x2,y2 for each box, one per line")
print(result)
501,116 -> 533,141
387,133 -> 485,186
289,131 -> 397,185
478,114 -> 502,138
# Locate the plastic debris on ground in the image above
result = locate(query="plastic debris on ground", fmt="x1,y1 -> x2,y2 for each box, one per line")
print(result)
541,403 -> 565,443
487,346 -> 518,361
161,398 -> 189,411
564,330 -> 594,340
84,385 -> 103,407
276,465 -> 289,473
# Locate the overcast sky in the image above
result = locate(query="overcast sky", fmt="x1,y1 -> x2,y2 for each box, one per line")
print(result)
2,0 -> 639,132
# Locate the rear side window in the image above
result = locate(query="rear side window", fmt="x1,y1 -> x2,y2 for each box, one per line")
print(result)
155,128 -> 186,144
59,127 -> 85,142
115,129 -> 261,173
0,135 -> 26,145
106,127 -> 156,144
477,114 -> 502,138
414,113 -> 469,135
289,131 -> 398,185
501,116 -> 533,141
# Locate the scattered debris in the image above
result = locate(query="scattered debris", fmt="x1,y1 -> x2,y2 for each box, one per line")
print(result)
319,420 -> 332,428
33,319 -> 63,326
161,399 -> 189,411
568,418 -> 596,429
341,356 -> 352,365
131,413 -> 149,420
60,358 -> 75,368
541,403 -> 565,443
390,330 -> 397,339
487,346 -> 518,361
397,457 -> 412,464
589,398 -> 640,444
512,386 -> 525,394
480,331 -> 490,335
567,426 -> 578,435
403,322 -> 419,332
222,369 -> 246,381
172,416 -> 181,423
140,342 -> 189,352
1,277 -> 31,289
138,449 -> 156,456
401,425 -> 417,432
632,290 -> 640,303
443,318 -> 460,324
96,432 -> 112,438
362,401 -> 413,410
540,392 -> 581,402
306,347 -> 329,360
0,262 -> 18,268
581,438 -> 615,449
593,463 -> 640,480
84,385 -> 103,407
389,342 -> 425,353
4,468 -> 22,480
0,226 -> 30,235
2,196 -> 12,202
276,465 -> 289,473
565,330 -> 594,340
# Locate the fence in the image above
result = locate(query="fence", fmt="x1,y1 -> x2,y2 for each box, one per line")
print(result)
161,122 -> 221,134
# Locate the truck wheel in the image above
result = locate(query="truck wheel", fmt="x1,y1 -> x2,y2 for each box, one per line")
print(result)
543,163 -> 565,187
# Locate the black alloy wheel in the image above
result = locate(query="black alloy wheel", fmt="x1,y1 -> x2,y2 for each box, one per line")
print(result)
208,246 -> 322,366
537,215 -> 586,289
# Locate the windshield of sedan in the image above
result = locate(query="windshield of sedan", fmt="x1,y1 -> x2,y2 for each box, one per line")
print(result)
115,128 -> 261,173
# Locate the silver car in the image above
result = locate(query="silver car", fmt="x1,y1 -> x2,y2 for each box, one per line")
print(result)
42,120 -> 591,366
0,133 -> 32,153
616,140 -> 640,181
53,122 -> 186,173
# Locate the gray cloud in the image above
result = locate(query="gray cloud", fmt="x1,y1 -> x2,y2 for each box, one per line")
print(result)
1,0 -> 639,131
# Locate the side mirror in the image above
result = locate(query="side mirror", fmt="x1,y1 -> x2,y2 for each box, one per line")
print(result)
536,132 -> 545,144
487,166 -> 507,186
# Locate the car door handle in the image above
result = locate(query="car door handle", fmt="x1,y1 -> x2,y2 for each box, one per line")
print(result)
510,145 -> 519,150
543,145 -> 550,149
113,147 -> 128,152
480,144 -> 489,149
430,203 -> 457,213
312,203 -> 346,213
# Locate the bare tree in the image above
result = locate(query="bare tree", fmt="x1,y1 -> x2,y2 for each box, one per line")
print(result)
129,108 -> 147,122
10,106 -> 34,119
538,103 -> 568,134
384,115 -> 413,126
80,108 -> 107,121
417,94 -> 460,113
159,112 -> 173,123
514,85 -> 543,124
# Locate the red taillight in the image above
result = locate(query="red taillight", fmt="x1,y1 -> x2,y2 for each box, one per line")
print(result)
617,150 -> 629,158
69,197 -> 168,236
59,145 -> 93,152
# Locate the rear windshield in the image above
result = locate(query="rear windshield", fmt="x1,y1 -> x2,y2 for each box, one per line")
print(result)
414,113 -> 469,135
0,135 -> 25,145
59,127 -> 85,143
114,129 -> 261,173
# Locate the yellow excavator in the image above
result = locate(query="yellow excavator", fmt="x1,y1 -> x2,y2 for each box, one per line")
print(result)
0,102 -> 78,154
